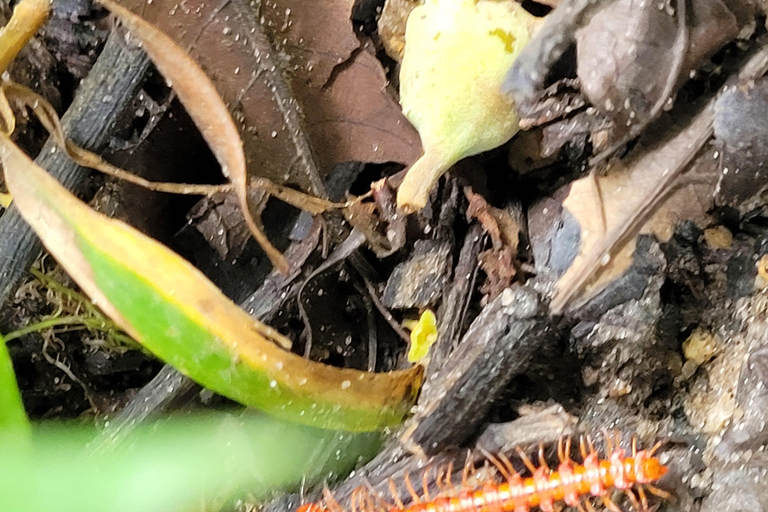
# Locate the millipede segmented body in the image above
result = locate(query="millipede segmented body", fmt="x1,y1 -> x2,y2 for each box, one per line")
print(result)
299,434 -> 671,512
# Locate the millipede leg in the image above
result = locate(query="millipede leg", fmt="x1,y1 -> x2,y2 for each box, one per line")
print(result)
404,472 -> 421,504
389,478 -> 406,509
558,437 -> 573,463
646,484 -> 674,502
579,436 -> 588,460
436,461 -> 455,493
647,441 -> 664,458
586,435 -> 597,456
350,486 -> 361,512
636,486 -> 649,511
601,495 -> 624,512
422,465 -> 432,502
363,486 -> 383,512
516,447 -> 538,474
497,452 -> 518,481
481,448 -> 512,481
462,450 -> 474,487
446,461 -> 456,491
538,443 -> 550,472
602,429 -> 613,454
624,489 -> 642,512
324,487 -> 345,512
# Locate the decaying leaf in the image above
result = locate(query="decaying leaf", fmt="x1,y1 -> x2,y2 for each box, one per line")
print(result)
98,0 -> 289,272
465,188 -> 521,303
576,0 -> 754,149
260,0 -> 422,172
551,44 -> 768,313
396,0 -> 540,212
0,132 -> 423,431
117,0 -> 420,184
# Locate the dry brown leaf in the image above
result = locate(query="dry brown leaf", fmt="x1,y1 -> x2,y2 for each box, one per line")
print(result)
465,188 -> 521,303
465,188 -> 520,253
261,0 -> 421,171
551,109 -> 716,313
552,45 -> 768,313
576,0 -> 753,141
100,0 -> 289,272
116,0 -> 420,186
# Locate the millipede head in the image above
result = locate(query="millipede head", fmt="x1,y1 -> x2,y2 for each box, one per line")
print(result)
633,440 -> 669,484
635,454 -> 668,484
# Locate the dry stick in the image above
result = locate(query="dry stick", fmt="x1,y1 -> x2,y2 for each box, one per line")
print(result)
0,32 -> 151,307
549,42 -> 768,314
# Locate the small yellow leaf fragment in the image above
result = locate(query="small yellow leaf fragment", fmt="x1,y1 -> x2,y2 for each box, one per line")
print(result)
404,309 -> 438,363
396,0 -> 540,212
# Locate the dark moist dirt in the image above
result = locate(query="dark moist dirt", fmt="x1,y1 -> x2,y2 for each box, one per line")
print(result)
5,1 -> 768,512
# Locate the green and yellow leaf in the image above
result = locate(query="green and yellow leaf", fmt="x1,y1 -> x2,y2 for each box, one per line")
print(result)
0,134 -> 422,432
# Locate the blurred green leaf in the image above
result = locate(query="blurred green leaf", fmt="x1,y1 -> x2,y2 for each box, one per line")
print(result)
0,334 -> 30,436
0,413 -> 380,512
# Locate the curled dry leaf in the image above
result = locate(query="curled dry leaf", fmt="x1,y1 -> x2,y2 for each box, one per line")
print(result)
98,0 -> 289,272
0,132 -> 423,431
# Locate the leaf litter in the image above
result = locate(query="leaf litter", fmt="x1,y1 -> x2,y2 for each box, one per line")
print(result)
9,0 -> 768,509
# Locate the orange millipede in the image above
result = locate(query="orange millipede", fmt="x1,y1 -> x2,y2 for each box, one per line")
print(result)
298,434 -> 671,512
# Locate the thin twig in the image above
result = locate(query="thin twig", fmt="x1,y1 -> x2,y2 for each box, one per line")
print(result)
4,80 -> 232,196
